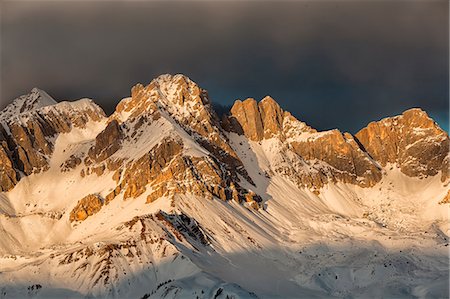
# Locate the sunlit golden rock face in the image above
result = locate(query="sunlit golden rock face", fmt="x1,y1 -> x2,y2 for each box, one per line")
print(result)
230,98 -> 265,141
227,96 -> 383,188
70,194 -> 103,222
0,144 -> 17,192
356,108 -> 449,179
227,99 -> 449,189
439,189 -> 450,204
111,74 -> 252,182
80,74 -> 263,216
228,96 -> 316,142
88,119 -> 123,163
290,130 -> 383,188
101,135 -> 261,209
0,97 -> 105,192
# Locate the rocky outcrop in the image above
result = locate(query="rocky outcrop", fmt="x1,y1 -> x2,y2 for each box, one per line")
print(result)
227,96 -> 316,142
290,130 -> 382,187
0,143 -> 18,192
69,194 -> 103,222
156,211 -> 210,246
0,88 -> 56,122
227,97 -> 382,188
104,135 -> 262,208
88,120 -> 122,163
227,98 -> 447,188
112,74 -> 253,184
0,91 -> 106,191
229,98 -> 265,141
439,189 -> 450,204
60,155 -> 82,172
441,155 -> 449,182
356,108 -> 449,179
120,137 -> 184,201
143,154 -> 261,206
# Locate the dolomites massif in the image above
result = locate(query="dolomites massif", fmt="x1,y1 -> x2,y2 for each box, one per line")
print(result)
0,74 -> 448,299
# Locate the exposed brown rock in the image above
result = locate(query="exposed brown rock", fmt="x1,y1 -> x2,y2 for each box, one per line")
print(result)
0,96 -> 106,191
441,155 -> 449,183
9,123 -> 49,175
60,155 -> 82,172
69,194 -> 103,222
106,185 -> 122,204
356,108 -> 449,178
112,169 -> 122,183
0,145 -> 17,192
291,130 -> 382,187
227,96 -> 313,142
230,98 -> 264,141
228,96 -> 382,188
100,134 -> 262,207
259,96 -> 285,139
113,75 -> 253,185
438,189 -> 450,204
92,164 -> 106,176
88,120 -> 122,163
156,211 -> 211,245
118,137 -> 184,201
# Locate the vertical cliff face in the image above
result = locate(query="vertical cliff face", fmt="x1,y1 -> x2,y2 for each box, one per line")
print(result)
356,108 -> 449,180
88,119 -> 123,163
227,96 -> 314,142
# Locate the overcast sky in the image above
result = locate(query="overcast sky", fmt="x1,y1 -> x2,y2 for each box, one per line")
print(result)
1,1 -> 448,132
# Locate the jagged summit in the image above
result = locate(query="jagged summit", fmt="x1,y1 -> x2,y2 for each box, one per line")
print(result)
0,88 -> 57,122
356,107 -> 449,179
113,74 -> 213,123
153,73 -> 210,106
0,93 -> 106,192
225,96 -> 316,141
359,108 -> 442,133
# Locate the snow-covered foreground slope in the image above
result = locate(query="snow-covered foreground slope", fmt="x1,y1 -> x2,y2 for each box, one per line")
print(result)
0,132 -> 447,298
0,75 -> 448,299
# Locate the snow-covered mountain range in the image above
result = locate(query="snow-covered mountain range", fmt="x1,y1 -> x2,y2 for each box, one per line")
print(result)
0,74 -> 448,299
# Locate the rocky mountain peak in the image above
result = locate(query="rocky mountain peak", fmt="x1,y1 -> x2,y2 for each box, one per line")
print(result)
114,74 -> 213,124
0,93 -> 106,192
109,74 -> 254,183
227,96 -> 314,141
0,88 -> 57,122
356,108 -> 449,179
153,73 -> 210,106
85,75 -> 257,207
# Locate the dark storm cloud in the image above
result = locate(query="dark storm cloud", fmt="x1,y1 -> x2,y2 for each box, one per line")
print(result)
1,1 -> 448,132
